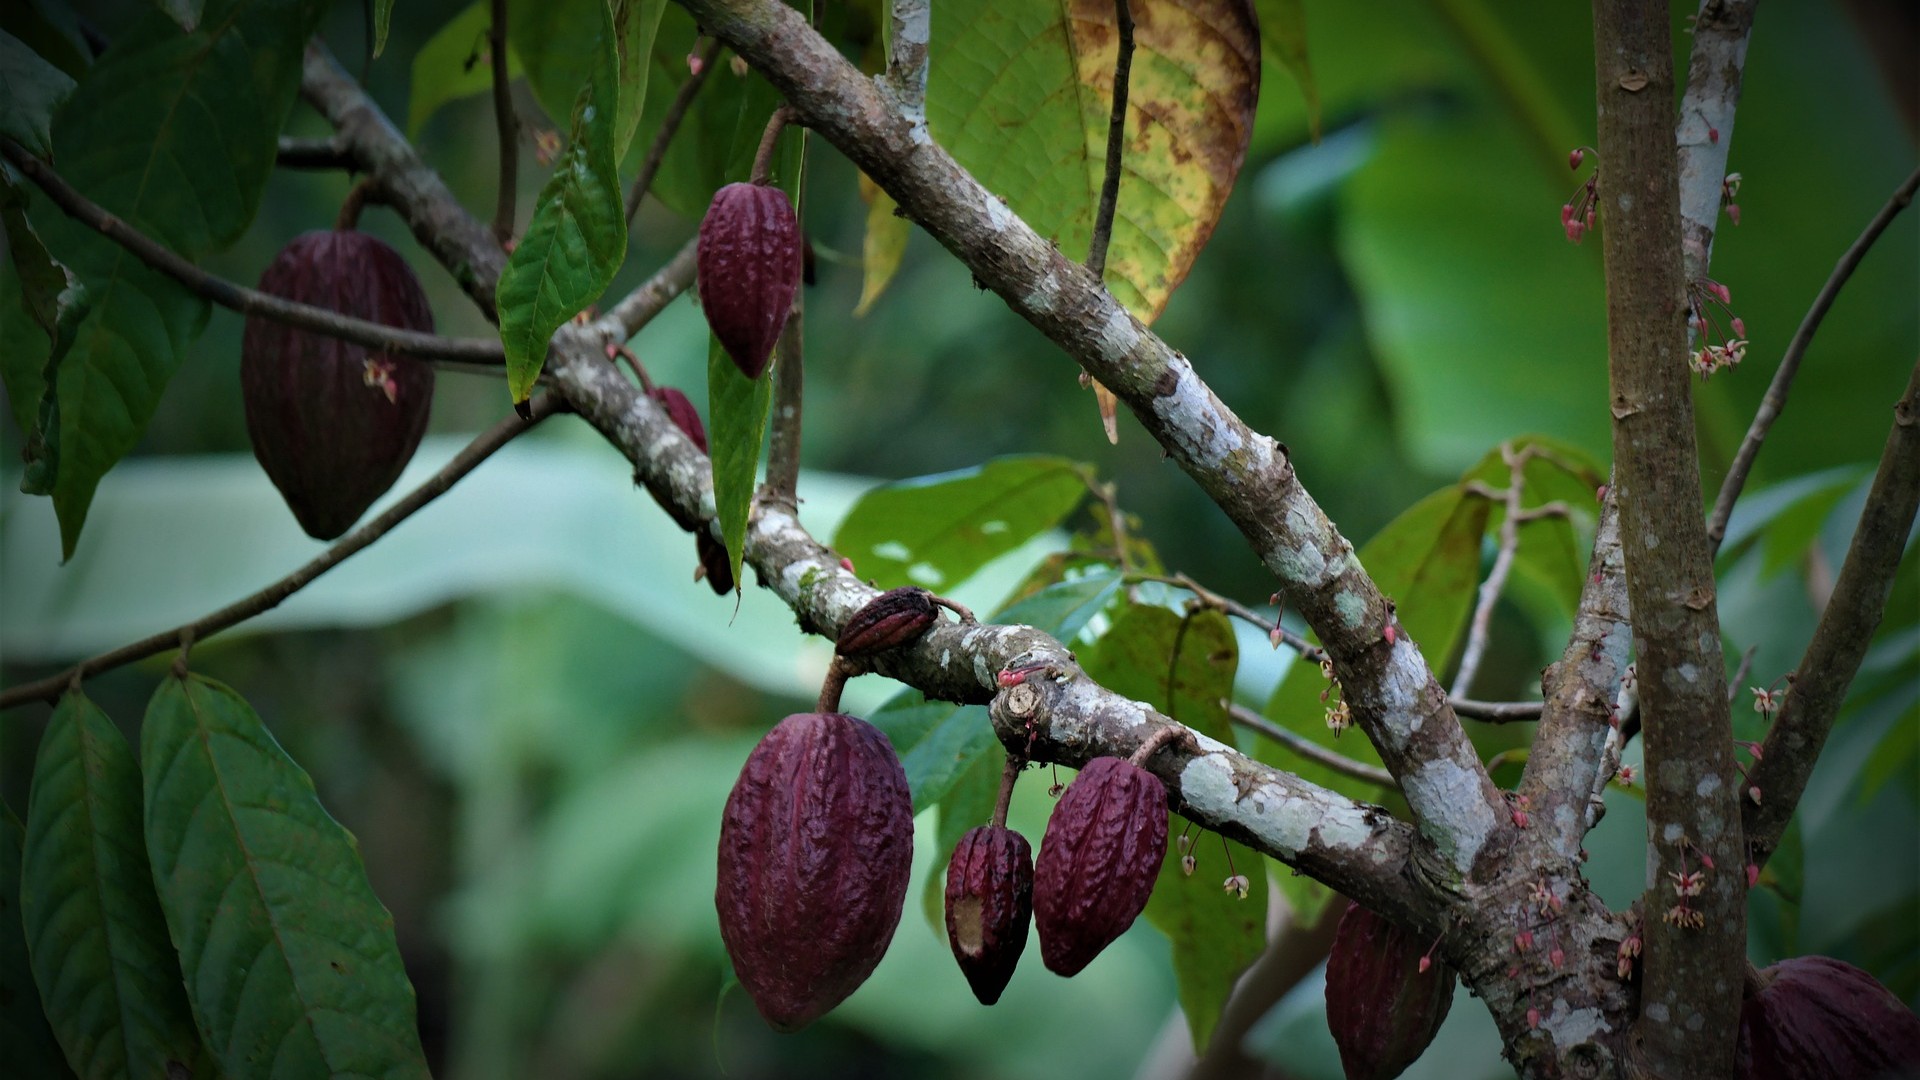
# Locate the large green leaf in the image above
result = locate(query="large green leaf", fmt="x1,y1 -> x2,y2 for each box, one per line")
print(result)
1254,0 -> 1317,138
705,335 -> 774,589
406,1 -> 525,137
926,0 -> 1259,320
0,28 -> 76,159
154,0 -> 205,32
142,675 -> 430,1079
29,0 -> 327,558
22,693 -> 206,1080
832,456 -> 1090,592
0,235 -> 53,437
372,0 -> 393,56
0,0 -> 89,80
2,805 -> 75,1080
1079,602 -> 1258,1051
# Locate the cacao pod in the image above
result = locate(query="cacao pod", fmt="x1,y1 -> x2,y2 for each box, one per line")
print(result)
944,825 -> 1034,1005
649,386 -> 707,453
697,182 -> 801,379
242,229 -> 434,540
1324,901 -> 1454,1080
1032,757 -> 1168,976
696,533 -> 733,596
838,587 -> 938,657
1737,955 -> 1920,1080
715,711 -> 913,1031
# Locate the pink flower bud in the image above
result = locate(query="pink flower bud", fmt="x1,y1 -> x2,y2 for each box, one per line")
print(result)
1569,148 -> 1585,170
1708,125 -> 1719,144
1269,625 -> 1283,650
1528,1007 -> 1541,1030
1418,955 -> 1432,974
687,53 -> 706,76
1732,316 -> 1746,337
1747,863 -> 1760,888
1383,624 -> 1397,645
1726,203 -> 1741,226
1550,948 -> 1565,969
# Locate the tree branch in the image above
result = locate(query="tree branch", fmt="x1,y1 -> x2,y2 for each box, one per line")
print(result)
0,397 -> 563,711
275,135 -> 353,170
1676,0 -> 1756,281
1591,3 -> 1745,1073
626,37 -> 722,225
1743,357 -> 1920,868
487,0 -> 517,244
1455,445 -> 1572,697
1224,701 -> 1397,789
1086,0 -> 1133,282
0,139 -> 507,369
671,0 -> 1506,882
882,0 -> 930,145
1706,165 -> 1920,547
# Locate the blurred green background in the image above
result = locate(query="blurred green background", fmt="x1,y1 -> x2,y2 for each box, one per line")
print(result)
3,1 -> 1915,1077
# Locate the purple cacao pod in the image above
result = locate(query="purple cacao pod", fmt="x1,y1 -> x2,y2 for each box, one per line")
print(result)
837,587 -> 938,657
1032,757 -> 1168,976
944,825 -> 1034,1005
696,182 -> 800,380
715,711 -> 913,1031
241,230 -> 434,540
1325,902 -> 1454,1080
649,385 -> 707,453
1737,955 -> 1920,1080
696,533 -> 733,595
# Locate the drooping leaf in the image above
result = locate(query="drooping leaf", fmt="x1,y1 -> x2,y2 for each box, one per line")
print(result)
1,805 -> 75,1080
0,240 -> 53,437
1256,485 -> 1490,804
406,1 -> 525,137
372,0 -> 393,56
854,171 -> 909,316
1254,0 -> 1318,139
0,28 -> 76,159
926,0 -> 1260,321
1080,603 -> 1238,742
153,0 -> 204,31
30,0 -> 328,558
142,675 -> 430,1079
705,335 -> 774,588
498,0 -> 625,405
832,456 -> 1090,592
611,0 -> 667,160
508,0 -> 612,129
0,168 -> 66,340
18,277 -> 91,498
22,693 -> 207,1080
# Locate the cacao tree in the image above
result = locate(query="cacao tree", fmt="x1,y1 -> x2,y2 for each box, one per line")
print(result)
1,0 -> 1915,1078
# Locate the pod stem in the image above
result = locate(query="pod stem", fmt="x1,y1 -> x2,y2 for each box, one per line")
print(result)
990,754 -> 1022,829
1129,723 -> 1190,768
750,106 -> 797,186
816,654 -> 861,713
335,178 -> 377,231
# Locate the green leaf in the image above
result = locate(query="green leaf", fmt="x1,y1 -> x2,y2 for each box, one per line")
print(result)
1,805 -> 76,1080
19,277 -> 92,499
154,0 -> 205,32
372,0 -> 393,56
1257,485 -> 1490,802
611,0 -> 667,161
1255,0 -> 1318,139
705,335 -> 774,588
1081,604 -> 1238,742
22,693 -> 207,1080
0,28 -> 76,159
497,0 -> 625,406
0,0 -> 89,80
1459,435 -> 1606,622
0,241 -> 52,437
406,1 -> 524,138
854,172 -> 909,316
832,456 -> 1090,592
1144,828 -> 1267,1052
1,168 -> 65,339
509,0 -> 661,157
142,675 -> 430,1079
31,0 -> 328,557
926,0 -> 1259,321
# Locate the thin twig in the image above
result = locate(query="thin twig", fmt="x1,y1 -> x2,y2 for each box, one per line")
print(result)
990,752 -> 1021,829
1088,479 -> 1137,573
1454,444 -> 1570,697
626,38 -> 723,224
1451,698 -> 1546,723
0,397 -> 565,710
1707,165 -> 1920,548
1086,0 -> 1135,281
764,299 -> 804,505
488,0 -> 516,244
590,237 -> 699,345
0,139 -> 506,366
1131,572 -> 1323,660
1727,644 -> 1758,705
750,106 -> 796,186
1224,701 -> 1397,789
275,135 -> 353,170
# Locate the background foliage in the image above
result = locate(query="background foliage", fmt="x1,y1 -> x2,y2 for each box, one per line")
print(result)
2,0 -> 1914,1077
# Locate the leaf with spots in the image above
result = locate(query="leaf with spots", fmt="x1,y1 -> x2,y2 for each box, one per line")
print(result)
831,455 -> 1090,592
926,0 -> 1259,321
141,674 -> 429,1079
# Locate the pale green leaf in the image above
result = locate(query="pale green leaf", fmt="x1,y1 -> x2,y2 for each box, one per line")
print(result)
854,172 -> 909,316
1254,0 -> 1318,139
406,2 -> 524,138
832,456 -> 1089,592
373,0 -> 393,56
705,335 -> 773,588
23,693 -> 207,1080
927,0 -> 1259,320
0,28 -> 76,159
142,674 -> 430,1079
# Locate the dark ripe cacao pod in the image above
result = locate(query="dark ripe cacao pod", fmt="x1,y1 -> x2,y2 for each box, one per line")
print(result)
696,533 -> 733,595
1737,955 -> 1920,1080
242,230 -> 434,540
715,711 -> 913,1032
1324,902 -> 1454,1080
837,587 -> 938,657
648,386 -> 707,453
944,825 -> 1034,1005
697,182 -> 801,379
1032,757 -> 1168,976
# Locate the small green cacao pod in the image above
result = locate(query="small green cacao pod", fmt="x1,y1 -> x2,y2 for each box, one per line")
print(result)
697,182 -> 801,380
1737,955 -> 1920,1080
944,824 -> 1034,1005
1325,902 -> 1454,1080
241,229 -> 434,540
1032,757 -> 1168,976
837,587 -> 938,657
715,712 -> 913,1032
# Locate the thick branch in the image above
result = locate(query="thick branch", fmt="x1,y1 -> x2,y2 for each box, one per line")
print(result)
1676,0 -> 1755,280
0,398 -> 562,711
1592,3 -> 1745,1073
1743,358 -> 1920,867
882,0 -> 929,144
1707,165 -> 1920,546
0,140 -> 507,368
672,0 -> 1505,882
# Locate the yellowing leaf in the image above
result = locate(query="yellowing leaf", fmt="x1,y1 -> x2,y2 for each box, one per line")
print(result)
927,0 -> 1259,322
854,171 -> 908,317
